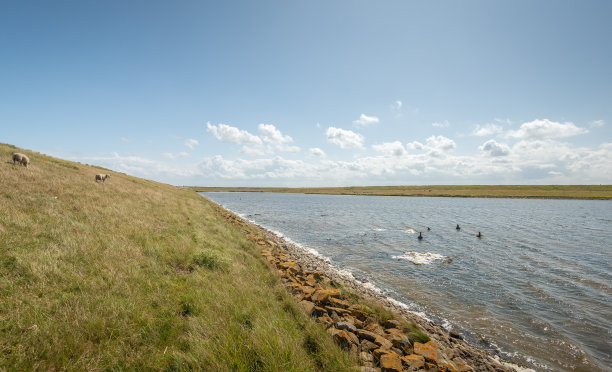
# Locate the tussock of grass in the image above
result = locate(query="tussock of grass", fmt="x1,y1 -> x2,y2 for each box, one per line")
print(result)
0,144 -> 355,371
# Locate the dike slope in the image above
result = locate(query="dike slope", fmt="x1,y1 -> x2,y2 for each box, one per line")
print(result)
0,143 -> 355,371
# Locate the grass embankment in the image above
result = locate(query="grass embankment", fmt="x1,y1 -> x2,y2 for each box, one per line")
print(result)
190,185 -> 612,199
0,143 -> 355,371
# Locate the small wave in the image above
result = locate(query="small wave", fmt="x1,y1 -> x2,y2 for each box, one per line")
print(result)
373,228 -> 386,231
392,251 -> 447,265
404,228 -> 417,234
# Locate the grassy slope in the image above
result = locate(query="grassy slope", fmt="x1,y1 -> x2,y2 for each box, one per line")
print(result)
189,185 -> 612,199
0,144 -> 355,371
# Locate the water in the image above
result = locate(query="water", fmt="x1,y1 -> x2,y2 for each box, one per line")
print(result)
201,192 -> 612,371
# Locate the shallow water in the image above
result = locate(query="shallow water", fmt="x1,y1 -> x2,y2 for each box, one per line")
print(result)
201,192 -> 612,371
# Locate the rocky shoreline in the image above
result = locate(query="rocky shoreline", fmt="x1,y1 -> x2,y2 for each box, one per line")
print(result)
216,205 -> 523,372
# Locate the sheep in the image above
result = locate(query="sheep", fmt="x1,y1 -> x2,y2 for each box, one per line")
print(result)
95,174 -> 110,183
12,153 -> 29,168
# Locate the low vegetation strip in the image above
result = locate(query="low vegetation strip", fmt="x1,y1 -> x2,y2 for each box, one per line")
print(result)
189,185 -> 612,200
0,143 -> 354,371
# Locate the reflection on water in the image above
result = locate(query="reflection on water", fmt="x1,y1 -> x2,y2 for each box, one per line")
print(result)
202,192 -> 612,372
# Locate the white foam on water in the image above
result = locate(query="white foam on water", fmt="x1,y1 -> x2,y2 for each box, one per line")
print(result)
491,356 -> 537,372
392,251 -> 446,265
373,228 -> 386,231
404,228 -> 417,234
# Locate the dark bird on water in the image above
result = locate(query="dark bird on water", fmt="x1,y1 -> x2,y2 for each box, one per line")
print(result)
456,224 -> 461,230
418,232 -> 423,240
427,227 -> 431,231
476,232 -> 482,238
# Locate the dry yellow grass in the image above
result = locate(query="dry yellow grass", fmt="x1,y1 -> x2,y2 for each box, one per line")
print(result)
0,143 -> 355,371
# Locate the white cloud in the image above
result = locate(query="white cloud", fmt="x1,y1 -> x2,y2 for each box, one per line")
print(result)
258,123 -> 292,144
309,148 -> 326,157
591,120 -> 605,128
206,122 -> 262,145
506,119 -> 588,140
479,139 -> 510,157
432,120 -> 450,128
372,141 -> 407,157
257,123 -> 300,153
395,101 -> 403,110
426,135 -> 456,151
184,138 -> 199,149
472,124 -> 504,137
353,113 -> 380,127
406,141 -> 424,151
162,152 -> 189,160
326,127 -> 365,149
120,137 -> 131,143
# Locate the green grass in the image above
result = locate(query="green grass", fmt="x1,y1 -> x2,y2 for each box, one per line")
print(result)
188,185 -> 612,199
0,144 -> 355,371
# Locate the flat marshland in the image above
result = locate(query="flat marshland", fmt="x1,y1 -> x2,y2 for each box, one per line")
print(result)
0,144 -> 356,371
190,185 -> 612,199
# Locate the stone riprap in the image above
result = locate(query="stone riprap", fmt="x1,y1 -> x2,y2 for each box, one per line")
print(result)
215,205 -> 518,372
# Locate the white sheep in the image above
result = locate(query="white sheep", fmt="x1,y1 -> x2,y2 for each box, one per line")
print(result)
95,174 -> 110,183
12,153 -> 29,168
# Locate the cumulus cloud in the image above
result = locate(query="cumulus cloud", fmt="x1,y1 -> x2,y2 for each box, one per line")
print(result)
206,122 -> 262,145
472,124 -> 504,137
326,127 -> 365,149
372,141 -> 407,157
258,123 -> 300,153
432,120 -> 450,128
406,141 -> 424,151
258,123 -> 292,144
479,139 -> 510,157
309,148 -> 326,157
591,120 -> 605,128
162,152 -> 189,160
506,119 -> 588,140
426,135 -> 456,151
353,114 -> 380,127
184,138 -> 199,149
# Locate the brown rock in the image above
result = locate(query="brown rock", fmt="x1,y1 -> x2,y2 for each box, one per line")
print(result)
326,305 -> 350,316
356,329 -> 378,342
372,348 -> 390,361
337,321 -> 357,333
329,297 -> 351,308
359,351 -> 374,363
401,354 -> 425,370
317,315 -> 334,328
379,352 -> 402,372
384,319 -> 401,329
413,341 -> 438,362
349,308 -> 369,321
299,300 -> 315,316
313,306 -> 327,316
365,322 -> 385,336
374,335 -> 393,350
333,329 -> 358,351
311,288 -> 342,303
360,339 -> 378,352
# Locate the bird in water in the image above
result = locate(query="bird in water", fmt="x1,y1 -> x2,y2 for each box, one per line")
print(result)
456,224 -> 461,230
418,232 -> 423,240
427,227 -> 431,231
476,232 -> 482,238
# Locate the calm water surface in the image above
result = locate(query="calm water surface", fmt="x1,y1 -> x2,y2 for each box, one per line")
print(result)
202,192 -> 611,371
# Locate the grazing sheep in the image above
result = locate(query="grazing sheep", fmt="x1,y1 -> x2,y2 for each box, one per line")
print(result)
12,153 -> 29,168
95,174 -> 110,183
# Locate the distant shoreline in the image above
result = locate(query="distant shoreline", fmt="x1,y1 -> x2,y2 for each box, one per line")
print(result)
188,185 -> 612,200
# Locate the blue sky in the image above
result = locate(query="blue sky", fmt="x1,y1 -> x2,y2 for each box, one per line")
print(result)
2,1 -> 611,186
